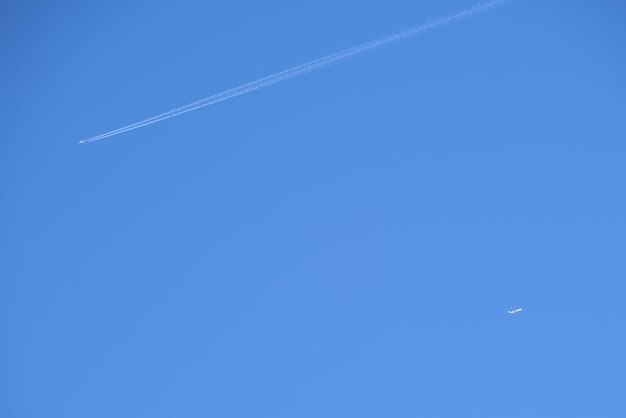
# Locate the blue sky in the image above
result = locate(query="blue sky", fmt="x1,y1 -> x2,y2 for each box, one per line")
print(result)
2,0 -> 625,416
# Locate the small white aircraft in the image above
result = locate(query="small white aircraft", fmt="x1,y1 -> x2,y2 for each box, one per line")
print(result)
508,308 -> 523,314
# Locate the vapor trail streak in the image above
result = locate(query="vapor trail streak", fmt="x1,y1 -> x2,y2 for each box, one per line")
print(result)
80,0 -> 512,144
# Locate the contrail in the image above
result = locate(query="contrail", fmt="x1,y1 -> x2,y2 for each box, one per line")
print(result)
80,0 -> 513,144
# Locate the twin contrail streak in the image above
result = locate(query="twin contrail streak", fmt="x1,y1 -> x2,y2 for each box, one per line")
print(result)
80,0 -> 512,144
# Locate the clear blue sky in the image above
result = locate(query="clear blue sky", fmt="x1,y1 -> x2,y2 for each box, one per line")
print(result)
2,1 -> 625,416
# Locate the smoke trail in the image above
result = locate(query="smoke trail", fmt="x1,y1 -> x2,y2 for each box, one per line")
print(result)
80,0 -> 512,144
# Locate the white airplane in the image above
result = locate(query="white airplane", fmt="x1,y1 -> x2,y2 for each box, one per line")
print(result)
508,308 -> 523,314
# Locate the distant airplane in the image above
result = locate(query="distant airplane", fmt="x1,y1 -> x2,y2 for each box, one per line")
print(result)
508,308 -> 523,314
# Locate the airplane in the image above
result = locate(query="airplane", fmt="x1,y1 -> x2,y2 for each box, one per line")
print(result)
508,308 -> 523,314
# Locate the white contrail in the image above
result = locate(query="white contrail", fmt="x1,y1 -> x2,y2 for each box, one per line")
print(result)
80,0 -> 513,144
